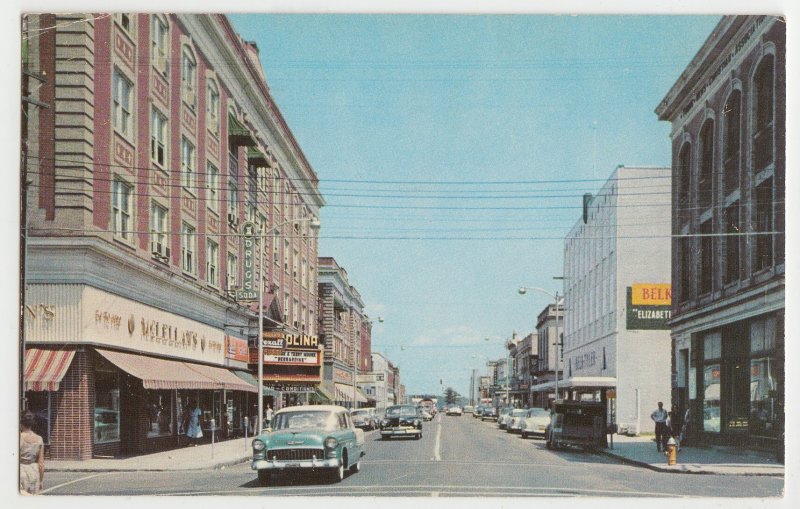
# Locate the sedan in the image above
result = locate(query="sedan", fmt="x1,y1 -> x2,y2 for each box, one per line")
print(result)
380,405 -> 423,440
497,407 -> 514,429
480,407 -> 497,421
446,406 -> 463,416
251,405 -> 365,485
506,409 -> 530,433
520,408 -> 551,439
350,408 -> 377,431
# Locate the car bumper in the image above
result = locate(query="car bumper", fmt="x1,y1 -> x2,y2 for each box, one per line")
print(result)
381,427 -> 421,437
252,457 -> 342,471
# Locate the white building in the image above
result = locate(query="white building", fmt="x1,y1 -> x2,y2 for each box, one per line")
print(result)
562,166 -> 672,434
363,352 -> 392,411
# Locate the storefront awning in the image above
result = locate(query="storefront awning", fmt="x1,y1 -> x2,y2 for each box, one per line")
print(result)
313,386 -> 334,403
95,349 -> 255,392
228,114 -> 256,147
24,347 -> 75,391
560,376 -> 617,389
334,382 -> 367,403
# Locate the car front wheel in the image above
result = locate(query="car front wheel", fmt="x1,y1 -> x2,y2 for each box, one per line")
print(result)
350,458 -> 361,473
330,463 -> 345,483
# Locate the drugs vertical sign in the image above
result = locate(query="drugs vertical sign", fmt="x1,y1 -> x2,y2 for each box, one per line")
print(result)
236,222 -> 259,301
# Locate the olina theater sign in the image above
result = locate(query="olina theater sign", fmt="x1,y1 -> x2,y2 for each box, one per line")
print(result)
626,283 -> 672,330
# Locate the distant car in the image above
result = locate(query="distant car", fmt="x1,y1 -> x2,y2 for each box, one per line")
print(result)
446,406 -> 463,416
480,407 -> 497,421
419,409 -> 433,421
507,409 -> 530,433
473,406 -> 484,417
520,408 -> 551,439
496,407 -> 514,429
251,405 -> 365,485
350,408 -> 378,431
463,405 -> 475,414
380,405 -> 423,440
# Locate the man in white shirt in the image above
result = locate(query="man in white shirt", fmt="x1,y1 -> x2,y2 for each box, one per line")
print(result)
650,401 -> 669,452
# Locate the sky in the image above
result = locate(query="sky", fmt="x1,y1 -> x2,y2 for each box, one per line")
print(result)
227,13 -> 723,398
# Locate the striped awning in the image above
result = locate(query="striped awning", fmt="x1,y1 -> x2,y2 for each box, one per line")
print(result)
25,347 -> 75,391
95,349 -> 256,392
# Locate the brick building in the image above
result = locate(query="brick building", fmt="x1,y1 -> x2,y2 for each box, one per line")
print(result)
21,14 -> 323,460
656,16 -> 784,452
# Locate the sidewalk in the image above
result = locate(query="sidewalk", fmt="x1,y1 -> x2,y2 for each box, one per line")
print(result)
47,436 -> 254,472
600,434 -> 784,476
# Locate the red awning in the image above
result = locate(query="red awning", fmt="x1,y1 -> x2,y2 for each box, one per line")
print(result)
25,347 -> 75,391
95,349 -> 255,392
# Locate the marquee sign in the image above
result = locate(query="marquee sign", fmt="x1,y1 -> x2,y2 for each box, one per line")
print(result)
263,350 -> 320,365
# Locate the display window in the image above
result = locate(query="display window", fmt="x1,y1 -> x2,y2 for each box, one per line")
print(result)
25,392 -> 51,444
146,390 -> 173,438
702,364 -> 721,432
94,370 -> 121,443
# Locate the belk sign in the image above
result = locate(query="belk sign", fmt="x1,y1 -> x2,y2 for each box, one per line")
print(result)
626,284 -> 672,330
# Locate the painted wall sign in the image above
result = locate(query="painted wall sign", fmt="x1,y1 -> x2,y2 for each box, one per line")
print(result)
225,335 -> 249,362
626,284 -> 672,330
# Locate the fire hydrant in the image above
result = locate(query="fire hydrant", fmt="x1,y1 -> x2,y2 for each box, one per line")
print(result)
665,437 -> 677,465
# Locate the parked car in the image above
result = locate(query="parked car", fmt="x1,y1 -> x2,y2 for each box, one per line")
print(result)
380,405 -> 423,440
473,406 -> 485,418
480,407 -> 497,421
350,408 -> 378,431
546,400 -> 606,451
463,405 -> 475,414
497,407 -> 514,429
251,405 -> 365,485
506,409 -> 530,433
419,409 -> 433,421
520,408 -> 551,439
446,406 -> 463,416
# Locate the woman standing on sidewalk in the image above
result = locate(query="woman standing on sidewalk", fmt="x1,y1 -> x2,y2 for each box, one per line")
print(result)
20,412 -> 45,494
185,401 -> 204,446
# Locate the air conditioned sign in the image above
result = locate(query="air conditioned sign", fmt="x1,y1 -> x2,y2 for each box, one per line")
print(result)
626,284 -> 672,330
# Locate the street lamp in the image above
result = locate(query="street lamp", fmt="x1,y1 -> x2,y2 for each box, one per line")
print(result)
256,216 -> 319,431
518,286 -> 563,402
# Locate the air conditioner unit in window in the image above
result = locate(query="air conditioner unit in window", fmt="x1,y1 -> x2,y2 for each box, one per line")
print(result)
150,241 -> 170,262
227,212 -> 239,230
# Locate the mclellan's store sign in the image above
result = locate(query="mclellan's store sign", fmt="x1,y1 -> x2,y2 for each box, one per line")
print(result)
626,283 -> 672,330
24,284 -> 226,365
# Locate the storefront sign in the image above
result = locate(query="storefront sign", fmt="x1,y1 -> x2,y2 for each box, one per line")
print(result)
335,368 -> 353,384
626,285 -> 672,330
225,336 -> 249,362
284,334 -> 319,350
262,337 -> 285,349
25,284 -> 227,365
263,350 -> 320,365
265,383 -> 316,393
358,373 -> 385,383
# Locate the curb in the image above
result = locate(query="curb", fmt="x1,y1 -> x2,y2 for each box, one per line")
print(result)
598,450 -> 785,476
47,456 -> 251,473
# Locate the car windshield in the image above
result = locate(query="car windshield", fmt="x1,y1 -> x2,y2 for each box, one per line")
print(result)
386,406 -> 417,417
512,409 -> 527,416
271,411 -> 338,431
500,408 -> 512,415
351,410 -> 368,417
529,408 -> 550,417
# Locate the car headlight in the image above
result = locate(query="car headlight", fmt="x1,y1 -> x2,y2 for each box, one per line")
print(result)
324,437 -> 338,449
252,439 -> 266,451
381,419 -> 388,427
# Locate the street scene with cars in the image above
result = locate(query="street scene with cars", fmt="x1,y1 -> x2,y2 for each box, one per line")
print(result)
18,8 -> 787,502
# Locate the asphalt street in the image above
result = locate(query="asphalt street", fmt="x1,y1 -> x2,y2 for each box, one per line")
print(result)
42,413 -> 784,497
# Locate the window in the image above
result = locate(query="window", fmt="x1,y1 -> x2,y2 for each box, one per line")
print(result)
228,182 -> 238,218
677,143 -> 692,224
112,69 -> 133,139
112,178 -> 133,241
206,79 -> 219,134
679,234 -> 693,303
150,201 -> 168,258
293,249 -> 299,281
151,15 -> 169,76
724,202 -> 741,284
146,391 -> 172,438
181,137 -> 196,190
698,220 -> 713,295
754,178 -> 774,272
284,240 -> 289,273
150,107 -> 167,168
698,121 -> 714,210
273,236 -> 279,266
94,370 -> 120,443
301,257 -> 307,288
207,162 -> 219,213
723,90 -> 742,195
206,239 -> 219,286
227,253 -> 238,290
182,47 -> 197,108
181,222 -> 196,274
116,13 -> 132,34
752,56 -> 775,172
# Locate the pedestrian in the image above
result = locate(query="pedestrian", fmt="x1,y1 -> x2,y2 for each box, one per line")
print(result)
20,412 -> 45,495
265,405 -> 274,430
650,401 -> 669,452
185,400 -> 203,446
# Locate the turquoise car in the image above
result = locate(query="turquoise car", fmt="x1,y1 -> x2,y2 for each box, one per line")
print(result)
251,405 -> 366,485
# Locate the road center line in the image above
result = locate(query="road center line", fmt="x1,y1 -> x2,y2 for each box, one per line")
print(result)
434,415 -> 442,461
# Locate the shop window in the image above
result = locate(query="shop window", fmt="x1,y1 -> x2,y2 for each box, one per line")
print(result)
750,357 -> 777,436
702,364 -> 721,432
146,390 -> 173,438
25,392 -> 50,444
94,370 -> 121,444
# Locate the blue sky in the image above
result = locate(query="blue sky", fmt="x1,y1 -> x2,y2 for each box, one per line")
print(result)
228,14 -> 721,397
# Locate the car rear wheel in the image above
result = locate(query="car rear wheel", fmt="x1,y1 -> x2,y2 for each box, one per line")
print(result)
257,470 -> 271,486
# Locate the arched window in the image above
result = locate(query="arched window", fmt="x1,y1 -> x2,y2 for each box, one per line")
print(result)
722,90 -> 742,195
181,47 -> 197,108
698,120 -> 714,210
752,55 -> 775,172
151,15 -> 169,77
206,78 -> 220,134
